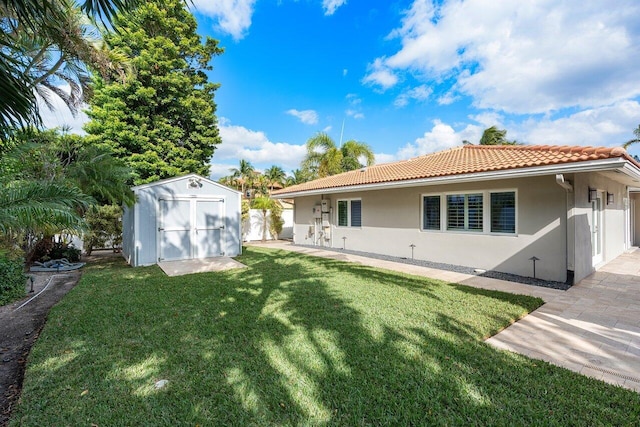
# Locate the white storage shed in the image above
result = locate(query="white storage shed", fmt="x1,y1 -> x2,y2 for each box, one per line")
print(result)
122,174 -> 242,267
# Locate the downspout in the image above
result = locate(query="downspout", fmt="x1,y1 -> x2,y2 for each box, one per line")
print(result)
555,174 -> 574,286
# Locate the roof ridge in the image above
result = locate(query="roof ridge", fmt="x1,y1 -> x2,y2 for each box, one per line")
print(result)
272,144 -> 640,196
407,145 -> 465,161
465,144 -> 629,156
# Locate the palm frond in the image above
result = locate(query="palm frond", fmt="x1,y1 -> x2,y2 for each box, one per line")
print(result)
0,180 -> 93,233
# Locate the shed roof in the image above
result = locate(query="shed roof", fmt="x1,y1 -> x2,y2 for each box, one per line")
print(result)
131,173 -> 241,194
273,144 -> 640,197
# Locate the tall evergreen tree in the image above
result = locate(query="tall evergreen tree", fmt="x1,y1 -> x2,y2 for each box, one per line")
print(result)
84,0 -> 223,184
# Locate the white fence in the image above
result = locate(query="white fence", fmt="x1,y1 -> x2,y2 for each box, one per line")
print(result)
244,208 -> 293,241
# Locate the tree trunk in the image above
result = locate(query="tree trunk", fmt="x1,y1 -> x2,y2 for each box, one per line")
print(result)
261,209 -> 267,242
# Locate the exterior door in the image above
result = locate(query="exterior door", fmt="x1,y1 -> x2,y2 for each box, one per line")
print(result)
195,199 -> 224,258
159,199 -> 192,261
158,198 -> 224,261
591,192 -> 603,265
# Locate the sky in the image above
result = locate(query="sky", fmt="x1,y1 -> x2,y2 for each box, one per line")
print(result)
42,0 -> 640,179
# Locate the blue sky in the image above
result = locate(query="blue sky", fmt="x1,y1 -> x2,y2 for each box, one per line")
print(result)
42,0 -> 640,179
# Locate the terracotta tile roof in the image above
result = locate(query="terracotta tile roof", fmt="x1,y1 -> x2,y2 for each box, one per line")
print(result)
273,144 -> 638,196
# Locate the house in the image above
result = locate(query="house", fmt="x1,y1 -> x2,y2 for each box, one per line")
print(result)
122,174 -> 242,267
272,145 -> 640,285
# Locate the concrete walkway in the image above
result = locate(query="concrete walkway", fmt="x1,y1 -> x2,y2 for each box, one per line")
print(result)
247,241 -> 640,392
487,250 -> 640,392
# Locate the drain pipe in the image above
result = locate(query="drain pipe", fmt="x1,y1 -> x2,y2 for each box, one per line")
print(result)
556,174 -> 574,285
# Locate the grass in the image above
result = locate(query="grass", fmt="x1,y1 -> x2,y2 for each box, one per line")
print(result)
11,246 -> 640,426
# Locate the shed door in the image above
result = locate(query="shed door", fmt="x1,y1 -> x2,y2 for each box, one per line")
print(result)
195,199 -> 224,258
158,198 -> 225,261
159,199 -> 192,261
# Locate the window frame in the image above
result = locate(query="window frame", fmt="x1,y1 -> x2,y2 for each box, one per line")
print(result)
446,192 -> 483,232
336,198 -> 362,228
490,191 -> 517,234
421,194 -> 442,231
420,189 -> 517,235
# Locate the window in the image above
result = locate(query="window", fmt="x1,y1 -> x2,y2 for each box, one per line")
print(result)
350,200 -> 362,227
422,195 -> 441,230
447,193 -> 483,231
422,189 -> 516,234
337,199 -> 361,227
491,192 -> 515,233
338,200 -> 348,226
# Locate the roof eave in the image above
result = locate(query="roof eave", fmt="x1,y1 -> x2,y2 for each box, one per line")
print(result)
273,158 -> 634,198
131,173 -> 242,195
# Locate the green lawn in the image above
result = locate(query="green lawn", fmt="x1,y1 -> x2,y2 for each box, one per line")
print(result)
11,247 -> 639,425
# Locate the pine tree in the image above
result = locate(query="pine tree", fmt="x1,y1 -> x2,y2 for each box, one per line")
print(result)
85,0 -> 223,184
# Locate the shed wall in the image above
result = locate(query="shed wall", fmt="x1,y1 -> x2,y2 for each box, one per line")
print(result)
121,205 -> 134,265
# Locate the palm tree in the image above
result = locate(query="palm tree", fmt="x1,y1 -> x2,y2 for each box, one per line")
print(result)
251,196 -> 275,242
264,165 -> 286,193
302,132 -> 375,179
0,0 -> 135,138
0,128 -> 133,252
0,180 -> 92,234
623,125 -> 640,149
229,159 -> 255,196
253,174 -> 269,198
286,169 -> 311,186
479,126 -> 518,145
63,144 -> 135,206
340,139 -> 375,171
218,175 -> 239,190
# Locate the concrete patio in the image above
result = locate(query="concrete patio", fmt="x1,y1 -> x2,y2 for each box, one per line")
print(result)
247,241 -> 640,392
487,250 -> 640,392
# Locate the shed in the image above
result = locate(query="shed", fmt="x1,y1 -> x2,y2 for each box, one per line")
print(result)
122,174 -> 242,267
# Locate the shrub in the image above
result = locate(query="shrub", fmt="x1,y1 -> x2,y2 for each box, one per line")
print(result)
0,255 -> 26,305
84,205 -> 123,255
48,242 -> 82,262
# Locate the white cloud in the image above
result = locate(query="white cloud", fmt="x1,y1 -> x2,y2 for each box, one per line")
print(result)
286,109 -> 319,125
362,58 -> 399,90
437,91 -> 459,105
210,162 -> 238,179
396,120 -> 481,159
323,125 -> 332,132
376,0 -> 640,114
346,109 -> 365,119
346,93 -> 361,105
468,112 -> 504,128
192,0 -> 256,40
374,152 -> 397,164
323,0 -> 347,16
214,119 -> 307,177
343,69 -> 348,77
518,101 -> 640,149
394,84 -> 432,107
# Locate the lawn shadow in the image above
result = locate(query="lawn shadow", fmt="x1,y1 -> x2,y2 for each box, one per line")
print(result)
13,246 -> 639,426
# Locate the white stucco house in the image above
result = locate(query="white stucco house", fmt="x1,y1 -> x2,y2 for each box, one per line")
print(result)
122,174 -> 242,267
272,145 -> 640,285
